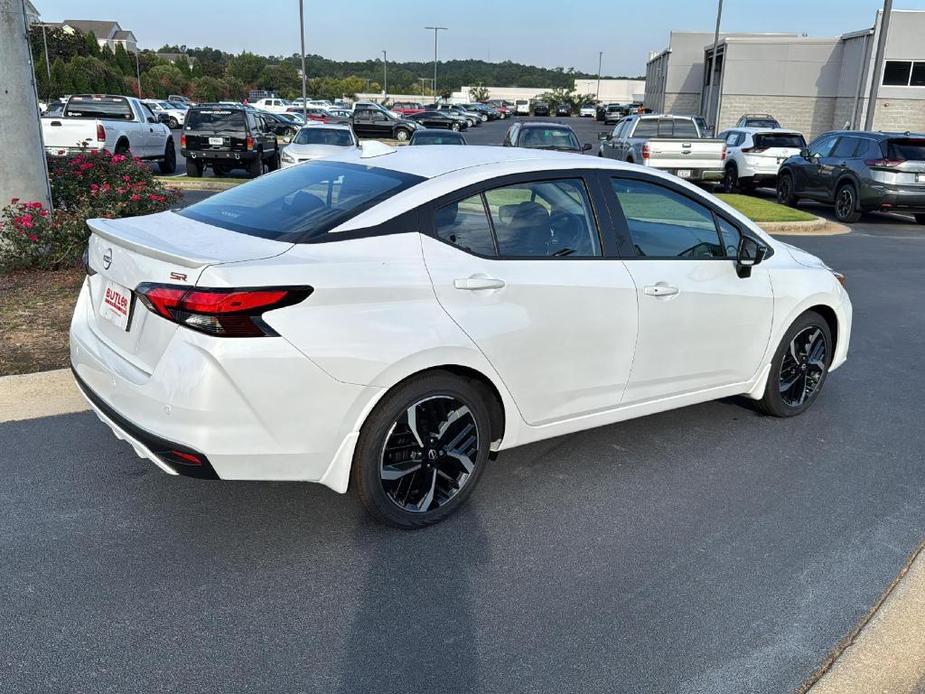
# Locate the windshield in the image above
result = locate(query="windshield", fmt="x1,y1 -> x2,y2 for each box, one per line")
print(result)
292,128 -> 353,146
64,96 -> 133,120
754,132 -> 806,149
412,132 -> 465,145
519,127 -> 579,150
747,119 -> 779,129
186,109 -> 245,130
886,138 -> 925,161
179,161 -> 424,242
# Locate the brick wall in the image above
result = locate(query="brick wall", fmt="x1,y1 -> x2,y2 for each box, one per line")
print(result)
718,94 -> 837,139
870,98 -> 925,133
662,92 -> 702,115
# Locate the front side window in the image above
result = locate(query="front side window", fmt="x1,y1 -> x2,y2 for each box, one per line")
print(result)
716,217 -> 743,258
179,161 -> 424,242
435,195 -> 496,256
809,135 -> 838,158
611,178 -> 724,258
483,179 -> 601,257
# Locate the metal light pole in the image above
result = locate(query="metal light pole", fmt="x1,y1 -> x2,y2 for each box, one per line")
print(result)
425,26 -> 447,100
40,23 -> 51,91
134,50 -> 141,97
382,49 -> 387,97
706,0 -> 724,129
864,0 -> 893,130
299,0 -> 307,118
596,51 -> 603,101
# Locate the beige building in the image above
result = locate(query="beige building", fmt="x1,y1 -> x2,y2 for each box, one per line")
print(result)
646,10 -> 925,139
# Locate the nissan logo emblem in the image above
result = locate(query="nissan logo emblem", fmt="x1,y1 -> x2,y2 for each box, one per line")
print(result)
102,248 -> 113,270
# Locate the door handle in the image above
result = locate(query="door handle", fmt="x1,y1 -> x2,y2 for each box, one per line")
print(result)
644,284 -> 680,297
454,277 -> 505,291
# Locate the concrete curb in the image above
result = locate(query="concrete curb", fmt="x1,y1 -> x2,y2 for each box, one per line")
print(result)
0,368 -> 88,423
803,541 -> 925,693
758,216 -> 849,235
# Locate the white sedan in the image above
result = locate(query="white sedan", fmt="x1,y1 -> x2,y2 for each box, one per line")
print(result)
142,99 -> 186,128
280,124 -> 357,168
580,104 -> 597,117
71,145 -> 851,528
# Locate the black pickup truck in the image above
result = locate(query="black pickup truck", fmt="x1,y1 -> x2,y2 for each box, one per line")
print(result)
181,104 -> 279,177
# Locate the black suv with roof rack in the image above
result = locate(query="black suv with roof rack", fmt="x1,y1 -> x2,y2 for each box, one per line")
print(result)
181,103 -> 279,177
777,130 -> 925,224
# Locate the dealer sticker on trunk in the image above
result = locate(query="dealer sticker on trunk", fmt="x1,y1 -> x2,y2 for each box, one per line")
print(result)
99,280 -> 133,331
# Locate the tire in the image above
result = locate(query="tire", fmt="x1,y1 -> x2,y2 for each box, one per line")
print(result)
451,122 -> 460,132
266,151 -> 280,171
185,158 -> 203,178
395,128 -> 411,142
756,311 -> 833,417
834,182 -> 862,223
158,140 -> 176,174
915,214 -> 925,225
114,139 -> 130,156
777,171 -> 799,207
168,117 -> 179,129
248,152 -> 263,178
351,371 -> 492,529
720,164 -> 738,193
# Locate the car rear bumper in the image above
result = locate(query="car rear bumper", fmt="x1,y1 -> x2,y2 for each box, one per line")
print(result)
867,184 -> 925,212
659,168 -> 724,181
69,279 -> 377,491
182,149 -> 258,161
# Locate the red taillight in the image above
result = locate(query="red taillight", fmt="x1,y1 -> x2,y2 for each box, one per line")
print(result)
865,158 -> 903,168
642,143 -> 650,161
246,135 -> 254,151
180,133 -> 186,148
96,123 -> 106,142
135,284 -> 313,337
721,144 -> 727,160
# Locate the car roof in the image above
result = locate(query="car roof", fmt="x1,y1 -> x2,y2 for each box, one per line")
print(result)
520,122 -> 574,130
728,127 -> 804,135
817,129 -> 925,140
300,122 -> 352,130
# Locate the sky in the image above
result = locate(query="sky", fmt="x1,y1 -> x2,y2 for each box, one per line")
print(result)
35,0 -> 925,75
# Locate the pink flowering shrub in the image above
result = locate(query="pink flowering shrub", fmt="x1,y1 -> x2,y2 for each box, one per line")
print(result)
1,150 -> 180,269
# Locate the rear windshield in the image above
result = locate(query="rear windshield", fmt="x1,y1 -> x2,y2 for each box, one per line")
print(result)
886,138 -> 925,161
632,118 -> 699,138
292,128 -> 353,146
178,161 -> 424,242
754,132 -> 806,149
519,127 -> 579,150
186,109 -> 245,130
63,96 -> 133,120
746,119 -> 779,129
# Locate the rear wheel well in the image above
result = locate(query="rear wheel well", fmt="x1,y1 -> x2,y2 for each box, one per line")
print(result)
806,305 -> 838,356
389,365 -> 506,445
114,137 -> 130,154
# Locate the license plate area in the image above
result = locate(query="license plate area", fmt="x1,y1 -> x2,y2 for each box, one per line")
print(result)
99,280 -> 134,332
209,137 -> 224,146
676,169 -> 692,179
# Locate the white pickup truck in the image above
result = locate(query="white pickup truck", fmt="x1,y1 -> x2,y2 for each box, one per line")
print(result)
41,94 -> 176,173
598,114 -> 726,182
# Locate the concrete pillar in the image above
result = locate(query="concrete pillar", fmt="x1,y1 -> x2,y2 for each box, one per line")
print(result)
0,0 -> 52,209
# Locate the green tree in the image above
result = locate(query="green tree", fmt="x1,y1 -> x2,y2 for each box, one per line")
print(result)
142,64 -> 188,99
226,51 -> 266,87
258,62 -> 300,97
112,43 -> 135,76
50,57 -> 71,98
190,75 -> 226,102
82,31 -> 100,57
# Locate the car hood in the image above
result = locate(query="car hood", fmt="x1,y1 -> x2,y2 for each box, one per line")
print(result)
283,144 -> 351,159
780,241 -> 832,271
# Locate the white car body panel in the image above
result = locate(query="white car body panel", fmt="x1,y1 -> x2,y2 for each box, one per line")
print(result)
70,147 -> 851,494
722,128 -> 806,183
580,105 -> 597,117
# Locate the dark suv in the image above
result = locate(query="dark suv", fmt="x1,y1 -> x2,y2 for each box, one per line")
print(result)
351,103 -> 419,142
777,130 -> 925,224
182,104 -> 279,177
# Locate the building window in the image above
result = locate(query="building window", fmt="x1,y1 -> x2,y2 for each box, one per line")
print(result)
912,62 -> 925,87
883,60 -> 913,86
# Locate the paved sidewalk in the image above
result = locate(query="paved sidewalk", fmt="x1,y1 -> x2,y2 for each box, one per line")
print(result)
808,544 -> 925,693
0,368 -> 88,422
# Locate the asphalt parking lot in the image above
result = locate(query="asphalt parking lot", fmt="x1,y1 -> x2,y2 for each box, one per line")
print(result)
5,141 -> 925,693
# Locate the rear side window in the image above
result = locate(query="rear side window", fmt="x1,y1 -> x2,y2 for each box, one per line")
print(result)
63,96 -> 132,120
179,161 -> 424,242
753,132 -> 806,149
831,137 -> 860,158
610,178 -> 724,258
187,109 -> 245,130
886,138 -> 925,161
435,195 -> 496,256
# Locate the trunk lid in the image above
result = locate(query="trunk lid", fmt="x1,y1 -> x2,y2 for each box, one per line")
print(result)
85,211 -> 292,374
644,138 -> 726,169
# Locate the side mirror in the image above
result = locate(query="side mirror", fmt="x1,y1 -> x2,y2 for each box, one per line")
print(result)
736,236 -> 767,278
157,113 -> 170,125
800,147 -> 811,159
582,143 -> 593,151
598,131 -> 611,141
147,116 -> 157,124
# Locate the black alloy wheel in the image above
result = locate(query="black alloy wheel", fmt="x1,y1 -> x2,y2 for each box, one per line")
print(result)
777,172 -> 798,207
834,183 -> 862,223
352,372 -> 491,528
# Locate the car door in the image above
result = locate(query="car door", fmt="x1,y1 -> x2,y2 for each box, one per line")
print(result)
420,173 -> 639,426
823,135 -> 862,200
136,102 -> 162,157
605,174 -> 774,404
352,109 -> 371,136
798,134 -> 839,199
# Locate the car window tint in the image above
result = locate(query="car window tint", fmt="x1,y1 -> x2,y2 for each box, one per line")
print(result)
716,216 -> 743,258
725,131 -> 739,146
610,178 -> 724,258
831,137 -> 860,158
631,119 -> 657,137
810,135 -> 838,157
484,179 -> 601,258
434,195 -> 496,256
